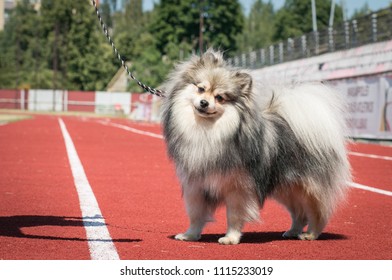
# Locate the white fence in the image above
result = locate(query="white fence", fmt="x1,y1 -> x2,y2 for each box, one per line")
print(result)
0,89 -> 162,123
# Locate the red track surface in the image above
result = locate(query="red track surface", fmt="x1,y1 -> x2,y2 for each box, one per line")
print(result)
1,115 -> 391,260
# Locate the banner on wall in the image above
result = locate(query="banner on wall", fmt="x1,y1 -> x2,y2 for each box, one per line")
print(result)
331,74 -> 392,139
95,91 -> 131,115
28,90 -> 65,112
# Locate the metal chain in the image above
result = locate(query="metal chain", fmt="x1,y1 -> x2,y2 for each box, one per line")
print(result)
90,0 -> 165,97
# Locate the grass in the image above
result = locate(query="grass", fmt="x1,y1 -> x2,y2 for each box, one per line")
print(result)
0,113 -> 32,124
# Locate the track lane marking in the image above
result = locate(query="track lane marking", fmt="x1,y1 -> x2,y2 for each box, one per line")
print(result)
348,182 -> 392,197
99,120 -> 392,197
59,118 -> 120,260
98,120 -> 163,139
349,151 -> 392,161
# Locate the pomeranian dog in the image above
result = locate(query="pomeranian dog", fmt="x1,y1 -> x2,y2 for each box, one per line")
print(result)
161,50 -> 351,245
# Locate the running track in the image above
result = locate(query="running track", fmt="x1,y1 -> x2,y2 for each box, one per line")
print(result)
0,114 -> 391,260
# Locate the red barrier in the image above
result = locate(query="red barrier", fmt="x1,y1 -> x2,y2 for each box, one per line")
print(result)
0,89 -> 22,109
67,91 -> 95,112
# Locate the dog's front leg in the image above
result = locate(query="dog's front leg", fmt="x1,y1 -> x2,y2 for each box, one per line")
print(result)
219,193 -> 246,245
219,188 -> 259,245
175,186 -> 215,242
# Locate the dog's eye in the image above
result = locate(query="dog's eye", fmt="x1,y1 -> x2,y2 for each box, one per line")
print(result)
197,87 -> 205,93
215,95 -> 225,103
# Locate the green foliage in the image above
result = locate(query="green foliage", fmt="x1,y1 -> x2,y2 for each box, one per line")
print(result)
100,2 -> 113,28
111,0 -> 169,92
351,2 -> 371,19
0,0 -> 358,92
126,32 -> 169,92
274,0 -> 344,41
150,0 -> 244,57
0,0 -> 39,88
112,0 -> 244,92
237,0 -> 275,52
0,0 -> 116,90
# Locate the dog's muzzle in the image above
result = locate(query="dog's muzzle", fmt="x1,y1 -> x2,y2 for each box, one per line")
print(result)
200,99 -> 209,108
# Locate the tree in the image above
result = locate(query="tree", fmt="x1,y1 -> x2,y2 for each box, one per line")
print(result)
351,2 -> 371,19
38,0 -> 116,90
0,0 -> 41,88
203,0 -> 244,55
274,0 -> 344,41
126,32 -> 169,92
113,0 -> 146,62
100,1 -> 113,28
237,0 -> 275,52
109,0 -> 168,92
0,0 -> 117,90
150,0 -> 244,57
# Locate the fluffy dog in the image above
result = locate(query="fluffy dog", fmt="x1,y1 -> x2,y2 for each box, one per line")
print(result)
161,50 -> 351,245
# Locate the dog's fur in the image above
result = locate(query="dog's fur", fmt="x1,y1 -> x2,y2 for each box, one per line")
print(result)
161,50 -> 351,244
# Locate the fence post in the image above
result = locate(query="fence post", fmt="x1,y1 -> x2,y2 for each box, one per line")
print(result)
371,13 -> 378,42
279,42 -> 284,63
234,56 -> 239,67
260,48 -> 265,66
301,35 -> 307,57
250,51 -> 256,68
269,45 -> 274,65
20,89 -> 24,110
313,31 -> 319,55
287,38 -> 294,60
241,53 -> 247,67
328,26 -> 334,51
352,19 -> 358,47
344,21 -> 350,49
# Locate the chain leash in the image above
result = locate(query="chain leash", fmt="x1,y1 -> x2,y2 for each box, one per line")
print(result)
90,0 -> 165,97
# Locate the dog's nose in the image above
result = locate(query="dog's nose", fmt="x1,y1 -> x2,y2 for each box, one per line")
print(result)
200,99 -> 209,108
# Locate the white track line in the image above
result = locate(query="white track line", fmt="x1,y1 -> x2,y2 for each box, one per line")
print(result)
100,120 -> 392,197
348,182 -> 392,197
349,151 -> 392,161
59,118 -> 120,260
98,120 -> 163,139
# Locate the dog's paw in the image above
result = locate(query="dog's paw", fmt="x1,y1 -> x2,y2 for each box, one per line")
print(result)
218,235 -> 240,245
174,233 -> 201,241
298,232 -> 318,241
282,230 -> 301,239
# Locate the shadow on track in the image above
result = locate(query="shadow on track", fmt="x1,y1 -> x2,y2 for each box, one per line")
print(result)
0,215 -> 141,243
169,231 -> 347,243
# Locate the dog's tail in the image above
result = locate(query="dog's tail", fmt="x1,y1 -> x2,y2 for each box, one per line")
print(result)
268,82 -> 351,207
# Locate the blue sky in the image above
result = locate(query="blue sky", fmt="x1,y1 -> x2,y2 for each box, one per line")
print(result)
143,0 -> 392,18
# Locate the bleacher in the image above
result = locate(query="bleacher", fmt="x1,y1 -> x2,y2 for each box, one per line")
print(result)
234,7 -> 392,140
230,7 -> 392,71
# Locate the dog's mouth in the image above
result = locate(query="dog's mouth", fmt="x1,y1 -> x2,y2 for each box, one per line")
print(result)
194,106 -> 217,117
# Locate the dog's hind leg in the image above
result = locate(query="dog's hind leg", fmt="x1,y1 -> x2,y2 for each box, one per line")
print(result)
277,184 -> 328,240
175,186 -> 217,242
275,185 -> 329,240
283,209 -> 308,239
274,186 -> 308,239
298,188 -> 329,241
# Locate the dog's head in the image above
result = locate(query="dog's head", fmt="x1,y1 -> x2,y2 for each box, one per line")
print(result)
165,50 -> 253,121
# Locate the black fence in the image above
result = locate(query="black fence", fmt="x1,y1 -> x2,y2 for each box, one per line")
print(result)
229,7 -> 392,69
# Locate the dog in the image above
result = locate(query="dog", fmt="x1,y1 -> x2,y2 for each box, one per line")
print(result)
161,50 -> 351,245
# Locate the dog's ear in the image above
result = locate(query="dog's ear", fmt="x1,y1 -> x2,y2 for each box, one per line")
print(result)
201,52 -> 218,65
200,50 -> 223,66
234,71 -> 253,95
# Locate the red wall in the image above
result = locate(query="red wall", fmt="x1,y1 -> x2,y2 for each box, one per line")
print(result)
0,89 -> 23,109
67,91 -> 95,112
